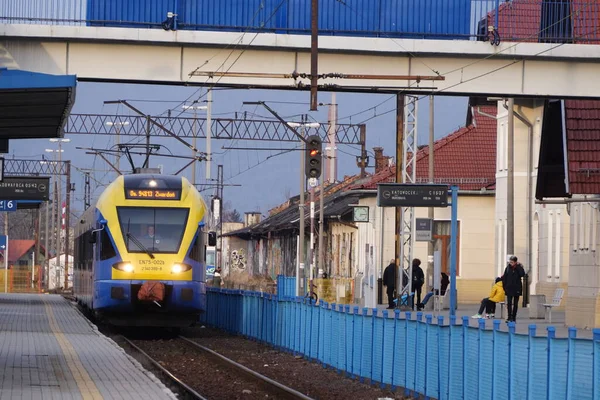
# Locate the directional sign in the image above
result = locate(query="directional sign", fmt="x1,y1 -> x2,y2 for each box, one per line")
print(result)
0,235 -> 6,252
0,177 -> 49,201
0,200 -> 16,212
377,183 -> 449,208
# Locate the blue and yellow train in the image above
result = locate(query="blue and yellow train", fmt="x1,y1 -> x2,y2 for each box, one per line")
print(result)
73,172 -> 216,327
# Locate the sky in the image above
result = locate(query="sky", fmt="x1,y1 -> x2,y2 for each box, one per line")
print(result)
8,83 -> 468,216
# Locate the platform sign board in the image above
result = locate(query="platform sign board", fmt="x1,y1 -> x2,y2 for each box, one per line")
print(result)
0,200 -> 16,212
0,235 -> 6,252
415,218 -> 433,241
0,177 -> 49,200
377,183 -> 449,208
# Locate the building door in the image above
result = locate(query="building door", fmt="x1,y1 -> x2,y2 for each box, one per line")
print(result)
433,220 -> 461,276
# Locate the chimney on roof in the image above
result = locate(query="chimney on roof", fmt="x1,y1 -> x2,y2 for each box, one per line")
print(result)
373,147 -> 389,174
244,212 -> 261,227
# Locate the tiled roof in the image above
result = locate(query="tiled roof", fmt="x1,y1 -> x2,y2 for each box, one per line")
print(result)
488,0 -> 542,43
489,0 -> 600,44
352,104 -> 497,191
2,240 -> 46,263
564,100 -> 600,194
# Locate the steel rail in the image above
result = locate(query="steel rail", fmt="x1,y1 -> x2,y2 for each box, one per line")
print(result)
117,336 -> 208,400
179,336 -> 314,400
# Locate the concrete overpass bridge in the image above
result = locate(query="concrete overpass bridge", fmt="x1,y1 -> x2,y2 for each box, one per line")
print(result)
1,0 -> 600,98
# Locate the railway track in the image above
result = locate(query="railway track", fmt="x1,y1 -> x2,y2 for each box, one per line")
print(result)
118,333 -> 314,400
178,336 -> 314,400
116,335 -> 207,400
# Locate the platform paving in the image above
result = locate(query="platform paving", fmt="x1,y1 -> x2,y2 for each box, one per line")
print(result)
0,294 -> 178,400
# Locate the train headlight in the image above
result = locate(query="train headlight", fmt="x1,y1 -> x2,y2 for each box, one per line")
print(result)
112,262 -> 134,273
171,263 -> 192,274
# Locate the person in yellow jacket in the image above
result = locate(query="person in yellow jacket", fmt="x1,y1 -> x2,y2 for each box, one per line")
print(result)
471,277 -> 505,319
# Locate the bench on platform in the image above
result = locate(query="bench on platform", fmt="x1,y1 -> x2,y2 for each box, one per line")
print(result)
543,288 -> 565,323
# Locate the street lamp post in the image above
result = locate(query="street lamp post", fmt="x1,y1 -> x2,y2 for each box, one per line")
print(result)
287,121 -> 320,293
47,138 -> 70,290
182,104 -> 207,185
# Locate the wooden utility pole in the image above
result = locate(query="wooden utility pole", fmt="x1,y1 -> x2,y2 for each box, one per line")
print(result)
64,161 -> 71,290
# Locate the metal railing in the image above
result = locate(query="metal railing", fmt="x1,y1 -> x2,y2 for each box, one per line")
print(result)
1,0 -> 599,43
203,288 -> 600,400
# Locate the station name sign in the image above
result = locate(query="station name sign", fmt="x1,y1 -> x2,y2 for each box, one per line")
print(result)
125,189 -> 181,200
377,183 -> 449,208
0,177 -> 49,201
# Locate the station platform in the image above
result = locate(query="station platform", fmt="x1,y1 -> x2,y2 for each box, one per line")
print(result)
0,294 -> 177,400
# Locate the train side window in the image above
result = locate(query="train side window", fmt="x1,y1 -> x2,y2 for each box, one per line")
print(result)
99,228 -> 117,260
189,232 -> 204,262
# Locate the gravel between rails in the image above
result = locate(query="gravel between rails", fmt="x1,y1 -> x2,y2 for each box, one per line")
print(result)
182,327 -> 408,400
132,337 -> 283,400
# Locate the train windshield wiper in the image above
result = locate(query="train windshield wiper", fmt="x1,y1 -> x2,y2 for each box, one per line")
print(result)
126,232 -> 155,259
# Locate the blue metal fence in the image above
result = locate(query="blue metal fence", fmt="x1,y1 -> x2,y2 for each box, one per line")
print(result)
202,288 -> 600,399
276,275 -> 296,300
1,0 -> 600,43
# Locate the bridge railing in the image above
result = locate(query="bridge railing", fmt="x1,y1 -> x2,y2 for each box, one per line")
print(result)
202,288 -> 600,399
1,0 -> 599,43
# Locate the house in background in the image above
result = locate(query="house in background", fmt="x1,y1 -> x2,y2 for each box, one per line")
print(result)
0,240 -> 47,292
0,239 -> 46,268
351,98 -> 498,307
536,99 -> 600,329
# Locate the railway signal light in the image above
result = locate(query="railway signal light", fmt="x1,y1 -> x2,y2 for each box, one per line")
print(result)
305,135 -> 322,179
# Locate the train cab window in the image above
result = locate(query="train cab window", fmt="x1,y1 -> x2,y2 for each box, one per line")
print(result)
117,207 -> 190,254
100,228 -> 117,260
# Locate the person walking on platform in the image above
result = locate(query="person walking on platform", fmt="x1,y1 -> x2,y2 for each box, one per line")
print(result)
501,256 -> 526,323
411,259 -> 425,310
383,260 -> 397,309
471,277 -> 505,319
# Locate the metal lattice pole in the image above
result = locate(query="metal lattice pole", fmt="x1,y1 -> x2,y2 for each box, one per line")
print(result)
399,95 -> 418,302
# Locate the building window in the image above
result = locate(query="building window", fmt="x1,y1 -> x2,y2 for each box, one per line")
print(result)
555,210 -> 561,281
592,206 -> 598,253
433,220 -> 461,276
573,205 -> 579,252
547,211 -> 554,282
579,204 -> 586,251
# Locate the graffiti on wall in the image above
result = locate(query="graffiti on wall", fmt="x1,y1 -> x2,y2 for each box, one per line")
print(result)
230,248 -> 247,270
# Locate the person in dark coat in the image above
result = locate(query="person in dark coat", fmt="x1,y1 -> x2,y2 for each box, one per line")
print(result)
501,255 -> 526,322
382,260 -> 397,309
411,259 -> 425,310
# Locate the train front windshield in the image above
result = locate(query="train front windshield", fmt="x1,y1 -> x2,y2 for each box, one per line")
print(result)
117,207 -> 190,253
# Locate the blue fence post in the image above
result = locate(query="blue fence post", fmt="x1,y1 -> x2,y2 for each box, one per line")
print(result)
593,328 -> 600,400
424,314 -> 432,400
371,308 -> 378,385
345,304 -> 351,377
437,316 -> 444,400
391,309 -> 401,391
405,311 -> 412,397
547,326 -> 556,400
381,309 -> 388,387
477,318 -> 485,400
566,326 -> 577,399
462,316 -> 469,399
447,315 -> 456,400
352,306 -> 359,378
527,325 -> 536,400
360,307 -> 369,383
508,321 -> 516,400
